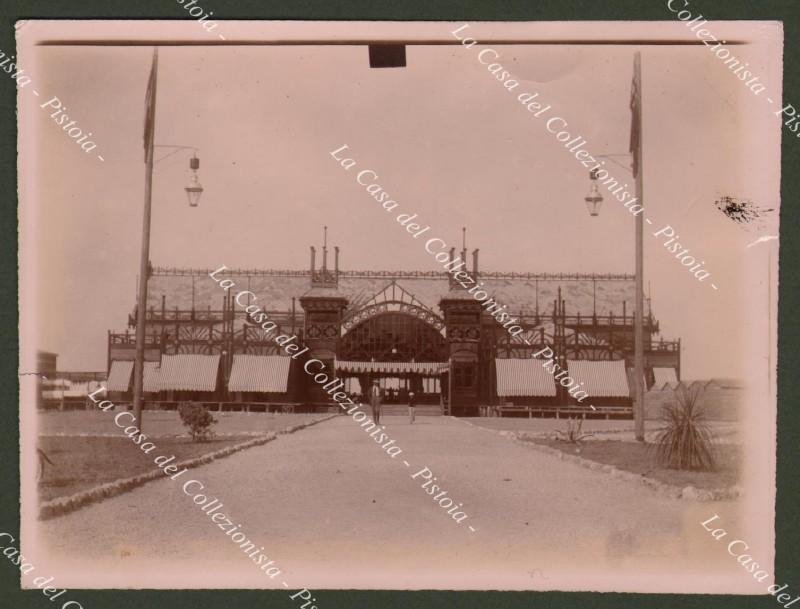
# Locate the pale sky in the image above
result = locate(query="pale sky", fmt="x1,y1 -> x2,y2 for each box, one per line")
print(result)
19,21 -> 782,379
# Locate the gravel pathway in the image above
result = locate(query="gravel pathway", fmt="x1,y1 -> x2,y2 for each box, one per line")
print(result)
33,415 -> 747,592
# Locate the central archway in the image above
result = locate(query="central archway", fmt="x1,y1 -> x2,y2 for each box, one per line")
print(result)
339,311 -> 448,362
337,311 -> 448,405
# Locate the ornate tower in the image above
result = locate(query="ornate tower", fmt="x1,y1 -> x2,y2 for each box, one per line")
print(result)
439,247 -> 482,413
299,228 -> 348,403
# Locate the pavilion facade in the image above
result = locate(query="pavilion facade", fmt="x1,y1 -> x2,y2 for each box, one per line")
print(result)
106,244 -> 680,417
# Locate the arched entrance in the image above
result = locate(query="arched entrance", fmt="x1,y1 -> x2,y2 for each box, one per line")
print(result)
337,310 -> 448,404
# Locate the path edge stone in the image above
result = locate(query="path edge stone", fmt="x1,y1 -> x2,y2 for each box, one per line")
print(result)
39,413 -> 338,520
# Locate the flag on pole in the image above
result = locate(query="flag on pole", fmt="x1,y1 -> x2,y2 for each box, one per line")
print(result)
629,52 -> 641,178
143,48 -> 159,164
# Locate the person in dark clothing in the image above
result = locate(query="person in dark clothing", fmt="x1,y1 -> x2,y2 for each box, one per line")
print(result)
369,380 -> 382,425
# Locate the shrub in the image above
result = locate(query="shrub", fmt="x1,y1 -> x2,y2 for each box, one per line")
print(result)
653,385 -> 716,471
552,416 -> 593,444
178,402 -> 217,442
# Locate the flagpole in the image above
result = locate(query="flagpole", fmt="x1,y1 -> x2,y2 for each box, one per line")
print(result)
633,51 -> 645,442
133,47 -> 158,431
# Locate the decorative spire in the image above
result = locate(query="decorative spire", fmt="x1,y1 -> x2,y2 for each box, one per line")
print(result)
322,225 -> 328,273
311,226 -> 338,288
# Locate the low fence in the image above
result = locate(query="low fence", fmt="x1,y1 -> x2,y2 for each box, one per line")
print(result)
644,381 -> 743,421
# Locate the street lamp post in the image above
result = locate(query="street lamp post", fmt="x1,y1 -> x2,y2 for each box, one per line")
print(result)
633,53 -> 645,443
582,53 -> 645,442
131,49 -> 204,431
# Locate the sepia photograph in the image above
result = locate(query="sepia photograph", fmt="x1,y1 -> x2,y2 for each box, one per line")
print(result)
15,16 -> 784,599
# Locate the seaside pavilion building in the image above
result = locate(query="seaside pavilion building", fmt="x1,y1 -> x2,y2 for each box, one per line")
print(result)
105,244 -> 681,417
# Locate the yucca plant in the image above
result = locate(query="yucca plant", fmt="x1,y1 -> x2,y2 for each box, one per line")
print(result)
553,416 -> 594,444
653,385 -> 716,471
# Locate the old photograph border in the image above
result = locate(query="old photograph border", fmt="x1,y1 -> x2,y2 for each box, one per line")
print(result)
4,0 -> 800,607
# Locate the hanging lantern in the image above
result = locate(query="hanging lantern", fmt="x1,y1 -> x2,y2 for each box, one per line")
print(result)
185,154 -> 203,207
584,171 -> 603,216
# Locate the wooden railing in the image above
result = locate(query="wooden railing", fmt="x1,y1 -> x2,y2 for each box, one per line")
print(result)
151,266 -> 635,282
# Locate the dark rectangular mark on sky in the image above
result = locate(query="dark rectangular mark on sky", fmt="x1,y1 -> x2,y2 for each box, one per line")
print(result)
368,44 -> 407,68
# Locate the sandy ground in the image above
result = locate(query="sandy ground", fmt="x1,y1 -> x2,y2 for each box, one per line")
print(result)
32,415 -> 749,593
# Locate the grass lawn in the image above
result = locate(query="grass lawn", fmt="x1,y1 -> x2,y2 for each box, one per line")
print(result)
37,435 -> 259,502
38,411 -> 330,436
523,438 -> 741,490
37,412 -> 334,502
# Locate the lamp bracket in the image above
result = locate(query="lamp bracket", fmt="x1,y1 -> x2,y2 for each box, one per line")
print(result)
153,144 -> 200,165
595,153 -> 633,174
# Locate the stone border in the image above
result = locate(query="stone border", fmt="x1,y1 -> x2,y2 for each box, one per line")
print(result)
39,414 -> 330,439
39,414 -> 338,520
40,431 -> 290,439
455,418 -> 742,502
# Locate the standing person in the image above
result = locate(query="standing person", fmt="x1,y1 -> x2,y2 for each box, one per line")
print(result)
370,380 -> 382,425
408,391 -> 416,424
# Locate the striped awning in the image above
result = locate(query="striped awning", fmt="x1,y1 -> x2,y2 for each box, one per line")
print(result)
158,354 -> 220,392
106,360 -> 161,392
143,361 -> 161,393
228,355 -> 291,393
653,367 -> 679,388
335,361 -> 446,375
106,360 -> 134,392
495,358 -> 557,397
567,359 -> 630,397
